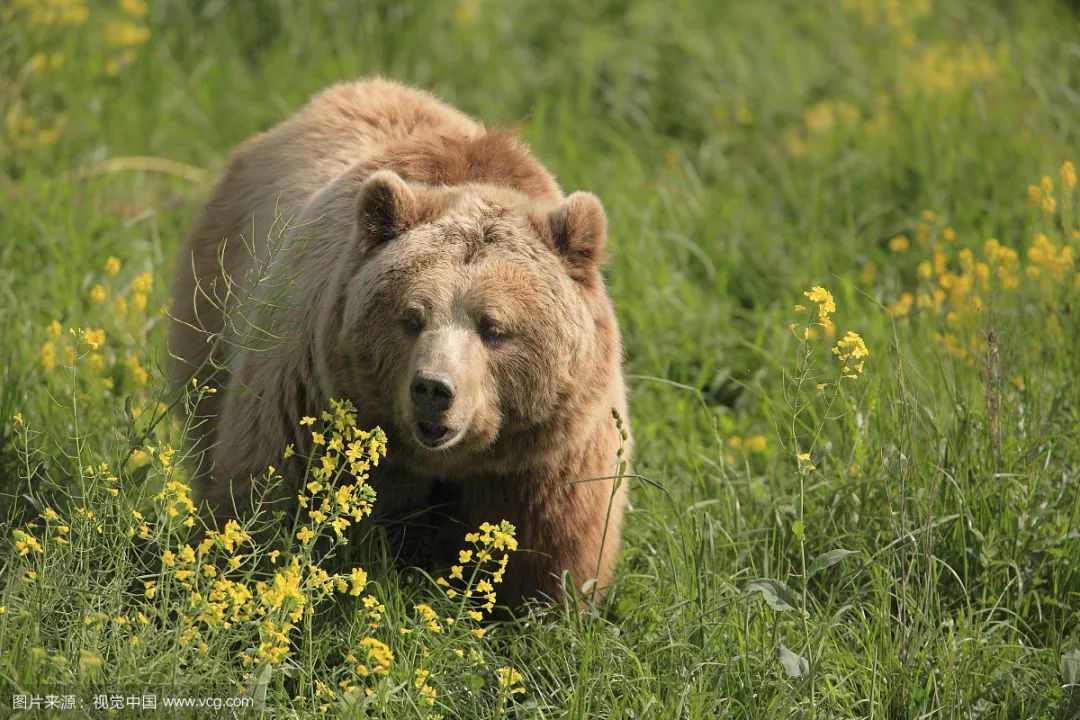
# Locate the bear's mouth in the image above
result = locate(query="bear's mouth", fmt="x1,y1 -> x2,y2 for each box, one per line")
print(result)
415,420 -> 455,448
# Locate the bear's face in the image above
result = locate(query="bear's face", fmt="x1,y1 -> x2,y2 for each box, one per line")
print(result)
331,171 -> 611,474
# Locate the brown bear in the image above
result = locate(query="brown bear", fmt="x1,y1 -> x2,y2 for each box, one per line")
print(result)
169,79 -> 630,607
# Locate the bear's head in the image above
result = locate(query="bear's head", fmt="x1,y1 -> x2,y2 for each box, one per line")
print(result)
318,168 -> 620,476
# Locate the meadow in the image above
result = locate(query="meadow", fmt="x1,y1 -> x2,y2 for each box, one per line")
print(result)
1,0 -> 1079,717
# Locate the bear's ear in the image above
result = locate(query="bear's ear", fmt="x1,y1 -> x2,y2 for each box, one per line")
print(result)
356,170 -> 417,246
545,191 -> 608,286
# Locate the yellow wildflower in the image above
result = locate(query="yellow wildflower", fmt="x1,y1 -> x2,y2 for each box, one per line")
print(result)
802,286 -> 836,330
496,666 -> 526,695
105,21 -> 150,46
1063,160 -> 1077,190
121,0 -> 149,17
361,637 -> 394,675
13,529 -> 43,555
832,331 -> 869,378
79,327 -> 105,350
349,567 -> 368,596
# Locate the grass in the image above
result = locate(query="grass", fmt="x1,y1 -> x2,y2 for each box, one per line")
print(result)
2,0 -> 1079,717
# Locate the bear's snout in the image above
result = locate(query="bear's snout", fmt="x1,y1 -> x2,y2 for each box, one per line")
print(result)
410,371 -> 455,414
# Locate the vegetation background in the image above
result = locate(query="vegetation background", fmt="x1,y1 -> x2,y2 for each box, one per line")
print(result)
1,0 -> 1078,717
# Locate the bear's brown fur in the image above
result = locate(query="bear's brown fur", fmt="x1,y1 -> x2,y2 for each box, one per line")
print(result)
169,79 -> 630,606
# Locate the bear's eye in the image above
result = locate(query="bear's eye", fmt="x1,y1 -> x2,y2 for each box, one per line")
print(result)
477,317 -> 506,347
401,310 -> 424,336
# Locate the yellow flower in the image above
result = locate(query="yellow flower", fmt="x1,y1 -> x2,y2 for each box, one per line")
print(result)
299,416 -> 316,426
121,0 -> 149,17
888,292 -> 914,318
744,435 -> 767,453
296,526 -> 315,544
496,666 -> 525,692
796,452 -> 816,474
80,327 -> 106,350
802,286 -> 836,328
361,637 -> 394,675
89,284 -> 107,303
888,235 -> 910,252
832,331 -> 869,378
13,529 -> 43,555
131,271 -> 153,293
349,567 -> 368,596
1063,160 -> 1077,191
105,256 -> 122,276
126,355 -> 149,385
161,550 -> 177,567
105,21 -> 150,47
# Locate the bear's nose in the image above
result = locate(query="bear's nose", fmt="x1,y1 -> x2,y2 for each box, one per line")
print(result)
410,371 -> 455,413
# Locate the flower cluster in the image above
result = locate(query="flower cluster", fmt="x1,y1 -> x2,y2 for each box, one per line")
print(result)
7,376 -> 525,715
436,520 -> 518,617
881,162 -> 1077,363
792,286 -> 869,384
139,401 -> 389,696
294,399 -> 385,544
35,257 -> 157,411
832,331 -> 869,380
3,0 -> 151,154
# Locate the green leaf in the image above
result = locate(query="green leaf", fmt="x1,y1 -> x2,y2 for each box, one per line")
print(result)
251,661 -> 273,707
746,578 -> 799,612
778,644 -> 808,678
807,549 -> 858,578
1063,649 -> 1080,686
792,520 -> 806,542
